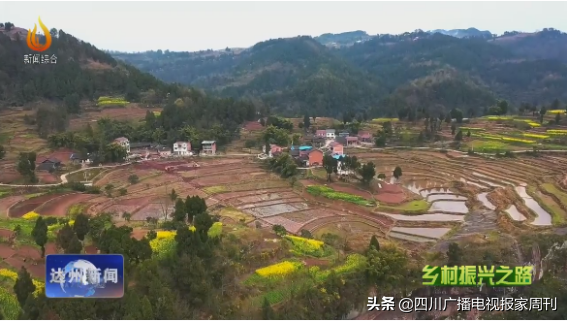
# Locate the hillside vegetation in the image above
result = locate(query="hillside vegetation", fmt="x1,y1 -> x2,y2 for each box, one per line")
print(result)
113,28 -> 567,118
0,25 -> 257,159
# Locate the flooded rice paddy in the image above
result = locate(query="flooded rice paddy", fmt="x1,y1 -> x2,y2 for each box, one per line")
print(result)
390,227 -> 451,239
382,213 -> 464,222
514,186 -> 552,225
476,192 -> 496,210
505,205 -> 527,222
428,201 -> 469,214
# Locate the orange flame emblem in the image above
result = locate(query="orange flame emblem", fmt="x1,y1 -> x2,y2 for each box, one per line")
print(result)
27,17 -> 52,52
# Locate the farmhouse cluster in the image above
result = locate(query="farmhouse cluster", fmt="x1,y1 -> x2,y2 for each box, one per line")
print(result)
112,137 -> 218,160
264,129 -> 374,167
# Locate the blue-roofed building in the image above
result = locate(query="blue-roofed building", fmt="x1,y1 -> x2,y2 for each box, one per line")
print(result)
299,146 -> 312,151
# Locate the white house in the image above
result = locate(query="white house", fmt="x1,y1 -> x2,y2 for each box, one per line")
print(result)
325,129 -> 336,139
173,141 -> 192,156
113,137 -> 130,153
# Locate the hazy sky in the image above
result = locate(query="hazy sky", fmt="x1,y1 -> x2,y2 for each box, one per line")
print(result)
3,1 -> 567,52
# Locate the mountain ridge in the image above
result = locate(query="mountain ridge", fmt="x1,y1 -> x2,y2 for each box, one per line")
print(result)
112,27 -> 567,118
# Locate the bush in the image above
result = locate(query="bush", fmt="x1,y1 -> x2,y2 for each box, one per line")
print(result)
43,217 -> 58,226
64,181 -> 87,192
128,174 -> 139,184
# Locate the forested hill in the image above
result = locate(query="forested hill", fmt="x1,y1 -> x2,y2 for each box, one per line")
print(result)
0,28 -> 176,108
113,28 -> 567,118
0,24 -> 257,148
114,36 -> 385,117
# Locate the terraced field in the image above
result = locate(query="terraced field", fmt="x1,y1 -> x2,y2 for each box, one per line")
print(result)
1,149 -> 564,251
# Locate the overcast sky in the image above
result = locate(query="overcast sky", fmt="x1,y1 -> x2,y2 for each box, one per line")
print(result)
3,1 -> 567,52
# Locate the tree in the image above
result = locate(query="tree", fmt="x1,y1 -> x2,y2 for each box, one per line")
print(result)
0,145 -> 5,159
31,217 -> 47,258
447,242 -> 463,266
551,98 -> 561,110
119,188 -> 127,196
369,235 -> 380,251
128,174 -> 139,184
303,114 -> 311,129
322,154 -> 338,182
393,166 -> 402,179
64,93 -> 81,113
450,124 -> 456,135
122,212 -> 131,222
13,267 -> 35,307
300,229 -> 313,239
173,198 -> 187,222
466,130 -> 471,138
65,233 -> 83,254
272,224 -> 287,237
73,213 -> 90,241
17,152 -> 37,183
56,224 -> 74,251
374,134 -> 386,147
169,188 -> 178,202
497,99 -> 509,115
359,162 -> 376,186
540,106 -> 547,124
454,130 -> 463,142
244,139 -> 256,150
262,297 -> 276,320
104,184 -> 114,197
556,113 -> 561,124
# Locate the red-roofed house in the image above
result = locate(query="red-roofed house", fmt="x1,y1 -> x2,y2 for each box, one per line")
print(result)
357,131 -> 373,143
345,136 -> 359,146
263,144 -> 283,157
315,130 -> 326,138
308,149 -> 324,166
329,142 -> 344,155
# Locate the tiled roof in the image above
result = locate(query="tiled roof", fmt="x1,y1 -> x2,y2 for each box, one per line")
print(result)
202,140 -> 216,144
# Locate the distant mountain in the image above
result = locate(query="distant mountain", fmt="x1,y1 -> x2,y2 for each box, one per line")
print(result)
113,28 -> 567,118
428,28 -> 492,39
314,30 -> 373,47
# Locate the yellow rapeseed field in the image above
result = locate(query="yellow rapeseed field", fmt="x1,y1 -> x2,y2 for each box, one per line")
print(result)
22,211 -> 40,220
523,133 -> 549,139
0,269 -> 44,297
548,110 -> 566,114
0,269 -> 17,280
255,261 -> 302,278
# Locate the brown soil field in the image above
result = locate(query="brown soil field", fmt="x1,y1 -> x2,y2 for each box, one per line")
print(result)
191,172 -> 269,187
131,228 -> 149,240
0,196 -> 24,217
0,168 -> 21,183
36,172 -> 59,184
69,106 -> 161,131
180,164 -> 259,178
301,179 -> 409,204
9,193 -> 71,217
132,203 -> 173,221
0,244 -> 16,258
35,193 -> 95,216
213,188 -> 292,201
0,228 -> 15,239
37,148 -> 75,164
302,258 -> 331,267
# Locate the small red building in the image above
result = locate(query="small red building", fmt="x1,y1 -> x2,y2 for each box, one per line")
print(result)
308,150 -> 324,166
201,140 -> 217,155
329,142 -> 344,155
357,131 -> 373,143
315,130 -> 326,138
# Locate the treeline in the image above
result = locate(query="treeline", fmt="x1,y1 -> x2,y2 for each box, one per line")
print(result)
47,92 -> 256,160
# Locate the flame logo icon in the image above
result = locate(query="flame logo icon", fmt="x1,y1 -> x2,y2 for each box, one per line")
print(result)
27,17 -> 52,52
